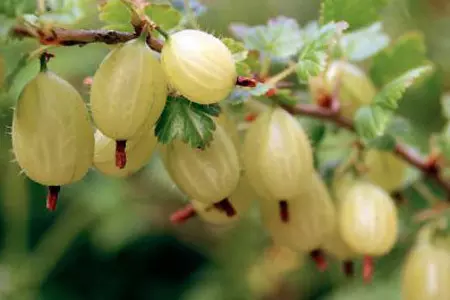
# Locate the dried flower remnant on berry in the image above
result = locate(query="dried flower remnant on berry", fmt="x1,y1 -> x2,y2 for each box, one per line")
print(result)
213,198 -> 237,217
115,140 -> 127,169
343,260 -> 355,277
310,249 -> 328,272
279,200 -> 289,223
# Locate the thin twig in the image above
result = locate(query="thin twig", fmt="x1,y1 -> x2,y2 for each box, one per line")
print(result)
281,103 -> 450,198
11,25 -> 163,52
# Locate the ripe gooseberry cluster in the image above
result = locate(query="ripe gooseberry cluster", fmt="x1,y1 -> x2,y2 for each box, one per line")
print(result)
8,20 -> 449,292
11,28 -> 237,210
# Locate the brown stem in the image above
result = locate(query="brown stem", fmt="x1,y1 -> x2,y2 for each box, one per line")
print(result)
12,25 -> 259,88
46,186 -> 61,211
281,103 -> 450,199
11,25 -> 163,52
170,204 -> 197,224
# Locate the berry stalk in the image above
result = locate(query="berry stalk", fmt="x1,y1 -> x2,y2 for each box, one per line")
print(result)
170,204 -> 197,224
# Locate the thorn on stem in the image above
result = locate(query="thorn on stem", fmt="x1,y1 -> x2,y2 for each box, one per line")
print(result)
115,140 -> 127,169
279,200 -> 289,223
213,198 -> 236,217
363,256 -> 374,283
342,260 -> 354,277
46,185 -> 61,211
170,204 -> 197,224
310,249 -> 327,272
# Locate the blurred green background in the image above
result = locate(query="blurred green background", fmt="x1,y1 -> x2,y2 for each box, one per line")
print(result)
1,0 -> 450,299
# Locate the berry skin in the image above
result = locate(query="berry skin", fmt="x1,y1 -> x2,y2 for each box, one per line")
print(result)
320,61 -> 376,118
93,123 -> 157,178
260,172 -> 336,252
12,71 -> 94,209
90,38 -> 167,140
322,225 -> 357,262
162,123 -> 240,205
191,174 -> 256,225
363,149 -> 407,192
243,107 -> 314,201
402,223 -> 450,300
161,29 -> 237,104
247,245 -> 303,297
338,181 -> 398,256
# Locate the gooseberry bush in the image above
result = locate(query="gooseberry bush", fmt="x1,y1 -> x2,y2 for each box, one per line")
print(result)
1,0 -> 450,298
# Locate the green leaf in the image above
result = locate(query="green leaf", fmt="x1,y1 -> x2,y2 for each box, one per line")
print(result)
299,117 -> 327,148
340,22 -> 390,61
155,96 -> 221,149
0,0 -> 35,39
98,0 -> 133,32
229,16 -> 304,59
373,65 -> 433,110
144,3 -> 181,32
385,116 -> 414,139
0,15 -> 16,40
222,37 -> 251,76
356,65 -> 432,145
235,62 -> 251,77
0,0 -> 34,17
302,21 -> 320,43
320,0 -> 388,30
354,105 -> 393,142
441,93 -> 450,120
438,123 -> 450,161
370,32 -> 429,87
274,89 -> 298,106
36,0 -> 87,26
296,21 -> 348,83
248,82 -> 272,97
366,134 -> 397,151
222,38 -> 248,62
